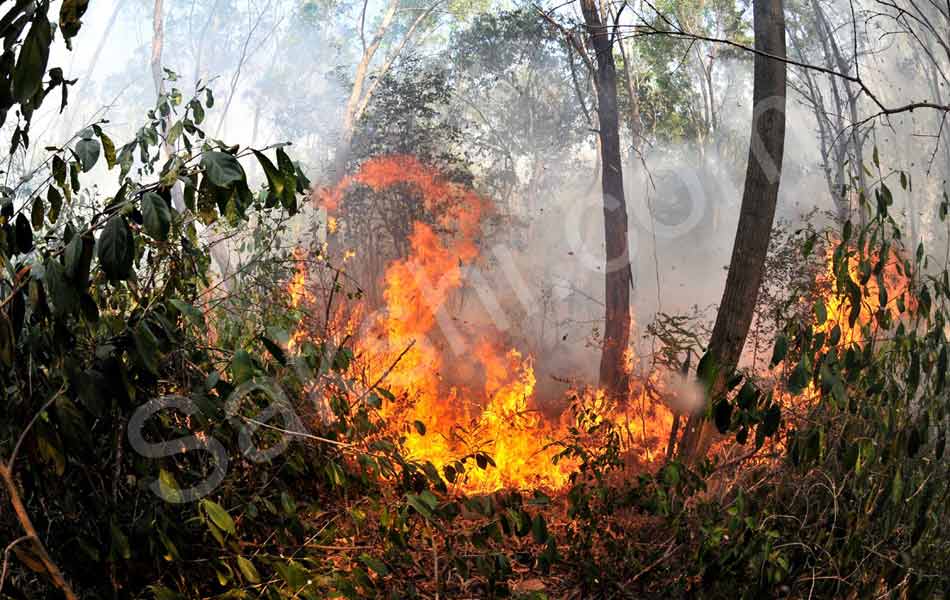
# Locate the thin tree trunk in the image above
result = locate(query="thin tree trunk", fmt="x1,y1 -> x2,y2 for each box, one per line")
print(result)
579,0 -> 633,404
677,0 -> 787,463
150,0 -> 165,97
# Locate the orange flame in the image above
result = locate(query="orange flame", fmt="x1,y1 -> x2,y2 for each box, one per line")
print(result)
298,155 -> 671,492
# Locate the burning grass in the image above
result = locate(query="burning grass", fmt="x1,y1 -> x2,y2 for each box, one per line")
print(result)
283,155 -> 675,493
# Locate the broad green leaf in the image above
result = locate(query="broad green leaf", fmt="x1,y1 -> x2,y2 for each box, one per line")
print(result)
44,258 -> 79,316
133,321 -> 161,374
75,137 -> 100,172
0,314 -> 14,367
761,403 -> 782,437
157,468 -> 182,504
890,466 -> 904,505
532,514 -> 548,544
201,151 -> 244,187
259,334 -> 286,365
98,131 -> 117,169
110,521 -> 131,560
64,232 -> 93,288
47,185 -> 62,223
770,334 -> 788,367
253,150 -> 286,199
713,398 -> 733,433
814,300 -> 827,325
189,98 -> 205,124
405,493 -> 434,520
169,298 -> 205,327
201,499 -> 236,536
275,561 -> 309,589
13,16 -> 52,103
14,213 -> 32,254
97,216 -> 135,280
142,191 -> 171,240
236,556 -> 260,583
275,147 -> 298,214
52,155 -> 67,186
231,350 -> 255,384
30,198 -> 44,229
359,553 -> 390,576
149,586 -> 182,600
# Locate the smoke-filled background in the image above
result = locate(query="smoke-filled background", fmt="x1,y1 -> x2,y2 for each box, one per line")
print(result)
10,0 -> 949,401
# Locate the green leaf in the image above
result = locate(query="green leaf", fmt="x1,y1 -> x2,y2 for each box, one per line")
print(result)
201,151 -> 244,187
189,98 -> 205,124
275,561 -> 309,589
276,147 -> 298,214
142,191 -> 171,240
814,300 -> 827,326
70,161 -> 81,192
713,398 -> 733,433
64,232 -> 93,288
236,556 -> 261,583
98,131 -> 117,169
252,149 -> 290,205
44,259 -> 78,316
149,586 -> 182,600
405,493 -> 434,520
97,216 -> 135,280
231,350 -> 255,384
156,468 -> 182,504
788,360 -> 809,395
30,197 -> 44,229
52,155 -> 67,186
259,334 -> 286,365
736,382 -> 758,410
169,298 -> 205,327
0,314 -> 15,368
166,121 -> 183,146
532,514 -> 548,544
770,334 -> 788,367
133,321 -> 161,375
201,499 -> 236,536
696,350 -> 718,386
47,186 -> 62,223
890,466 -> 904,505
359,553 -> 390,577
118,144 -> 134,180
110,521 -> 131,561
13,16 -> 52,103
413,420 -> 427,435
761,404 -> 782,437
14,213 -> 32,254
75,137 -> 100,172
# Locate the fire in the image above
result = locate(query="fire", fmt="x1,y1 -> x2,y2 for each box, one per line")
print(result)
819,240 -> 912,345
293,155 -> 671,492
774,238 -> 913,418
287,248 -> 314,352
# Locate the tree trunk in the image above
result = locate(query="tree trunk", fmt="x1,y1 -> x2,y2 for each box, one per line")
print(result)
677,0 -> 787,462
579,0 -> 633,404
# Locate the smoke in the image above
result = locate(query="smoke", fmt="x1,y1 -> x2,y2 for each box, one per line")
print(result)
12,0 -> 950,402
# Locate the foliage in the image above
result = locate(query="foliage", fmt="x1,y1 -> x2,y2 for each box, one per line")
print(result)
551,174 -> 950,598
446,8 -> 590,205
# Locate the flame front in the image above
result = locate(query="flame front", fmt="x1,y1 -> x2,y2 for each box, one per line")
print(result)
295,155 -> 670,492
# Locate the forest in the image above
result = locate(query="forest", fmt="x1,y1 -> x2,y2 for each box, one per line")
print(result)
0,0 -> 948,597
